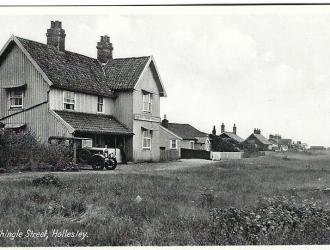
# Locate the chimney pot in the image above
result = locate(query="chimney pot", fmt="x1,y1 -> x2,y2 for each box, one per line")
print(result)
97,35 -> 113,64
162,114 -> 169,128
233,124 -> 237,135
46,20 -> 66,52
221,123 -> 225,133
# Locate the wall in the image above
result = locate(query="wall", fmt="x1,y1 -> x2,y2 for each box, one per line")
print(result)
113,91 -> 133,129
159,126 -> 181,158
132,65 -> 162,162
49,88 -> 114,115
211,151 -> 243,160
0,44 -> 49,118
0,103 -> 72,142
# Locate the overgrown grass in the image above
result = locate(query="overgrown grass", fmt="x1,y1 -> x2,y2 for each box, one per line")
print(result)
0,151 -> 329,246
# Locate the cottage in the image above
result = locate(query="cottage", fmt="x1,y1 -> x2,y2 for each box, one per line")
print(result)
219,123 -> 244,144
243,128 -> 272,151
160,115 -> 210,151
0,21 -> 167,162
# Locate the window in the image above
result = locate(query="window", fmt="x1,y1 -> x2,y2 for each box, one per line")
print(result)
97,96 -> 103,113
142,129 -> 152,149
63,91 -> 75,110
190,140 -> 195,149
170,139 -> 177,149
142,92 -> 152,113
9,89 -> 23,109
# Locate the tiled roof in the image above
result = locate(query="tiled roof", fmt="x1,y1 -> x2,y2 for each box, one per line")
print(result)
166,123 -> 208,140
54,110 -> 133,135
16,37 -> 150,96
221,132 -> 244,143
251,133 -> 272,145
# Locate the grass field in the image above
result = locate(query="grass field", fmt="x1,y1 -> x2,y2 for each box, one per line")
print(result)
0,151 -> 329,246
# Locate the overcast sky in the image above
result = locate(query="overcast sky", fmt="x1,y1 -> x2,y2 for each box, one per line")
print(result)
0,6 -> 329,146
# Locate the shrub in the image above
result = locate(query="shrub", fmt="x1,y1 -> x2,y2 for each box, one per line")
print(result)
209,134 -> 240,152
208,196 -> 330,245
32,174 -> 63,187
0,130 -> 77,171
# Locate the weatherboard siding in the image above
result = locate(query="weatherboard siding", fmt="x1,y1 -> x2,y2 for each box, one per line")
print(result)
0,103 -> 71,142
49,88 -> 114,115
114,92 -> 134,129
0,44 -> 49,118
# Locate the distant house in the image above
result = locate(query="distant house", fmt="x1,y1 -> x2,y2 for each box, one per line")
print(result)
269,134 -> 292,151
160,115 -> 210,151
310,146 -> 326,150
219,123 -> 244,144
159,118 -> 183,160
243,128 -> 272,151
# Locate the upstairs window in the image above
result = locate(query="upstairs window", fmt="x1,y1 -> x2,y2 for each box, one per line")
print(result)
63,91 -> 75,110
9,89 -> 23,109
170,139 -> 177,150
142,92 -> 152,113
97,96 -> 104,113
142,129 -> 152,149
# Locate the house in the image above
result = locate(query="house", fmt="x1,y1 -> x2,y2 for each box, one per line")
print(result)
219,123 -> 244,144
159,115 -> 183,160
160,115 -> 210,151
269,134 -> 292,151
243,128 -> 272,151
0,20 -> 167,162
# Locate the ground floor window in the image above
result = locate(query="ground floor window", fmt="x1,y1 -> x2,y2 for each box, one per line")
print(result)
170,139 -> 177,149
142,129 -> 152,149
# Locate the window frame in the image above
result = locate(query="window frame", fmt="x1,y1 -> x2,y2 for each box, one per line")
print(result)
170,139 -> 178,150
63,91 -> 75,110
97,96 -> 104,113
190,140 -> 195,150
142,92 -> 152,113
142,129 -> 152,150
9,89 -> 23,109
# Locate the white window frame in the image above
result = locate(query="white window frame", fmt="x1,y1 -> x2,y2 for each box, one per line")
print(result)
142,92 -> 152,113
170,139 -> 178,150
9,89 -> 23,109
190,140 -> 195,150
63,91 -> 75,110
97,96 -> 104,113
142,129 -> 152,150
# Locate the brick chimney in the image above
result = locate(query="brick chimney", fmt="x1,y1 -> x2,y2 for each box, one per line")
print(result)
233,124 -> 237,135
162,114 -> 169,128
46,20 -> 66,52
97,35 -> 113,64
212,125 -> 216,135
221,123 -> 225,133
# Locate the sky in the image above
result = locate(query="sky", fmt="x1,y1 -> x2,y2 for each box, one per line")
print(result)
0,6 -> 329,147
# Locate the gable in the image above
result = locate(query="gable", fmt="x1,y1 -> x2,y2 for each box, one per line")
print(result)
134,58 -> 167,97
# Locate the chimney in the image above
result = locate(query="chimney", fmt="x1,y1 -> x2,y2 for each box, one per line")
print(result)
254,128 -> 257,134
46,20 -> 66,52
233,124 -> 237,135
221,123 -> 225,133
162,114 -> 169,128
97,35 -> 113,64
212,125 -> 216,135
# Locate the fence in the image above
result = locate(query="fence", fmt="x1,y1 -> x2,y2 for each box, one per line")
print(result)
211,151 -> 243,161
160,149 -> 180,161
181,148 -> 211,160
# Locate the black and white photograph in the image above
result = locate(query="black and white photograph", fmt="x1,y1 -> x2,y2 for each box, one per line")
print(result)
0,3 -> 329,247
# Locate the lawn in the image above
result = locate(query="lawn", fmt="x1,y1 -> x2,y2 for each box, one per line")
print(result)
0,151 -> 329,246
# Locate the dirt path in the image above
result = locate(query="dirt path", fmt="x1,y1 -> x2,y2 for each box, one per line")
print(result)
0,159 -> 215,180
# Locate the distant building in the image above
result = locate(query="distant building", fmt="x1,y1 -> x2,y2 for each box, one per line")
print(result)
160,115 -> 210,151
269,134 -> 292,151
243,128 -> 272,151
310,146 -> 326,150
219,123 -> 244,144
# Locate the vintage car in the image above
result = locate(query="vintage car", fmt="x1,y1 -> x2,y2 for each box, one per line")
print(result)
48,136 -> 119,170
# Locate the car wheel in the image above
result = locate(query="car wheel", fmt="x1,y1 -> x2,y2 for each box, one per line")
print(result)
77,149 -> 91,164
105,158 -> 117,170
91,155 -> 105,170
